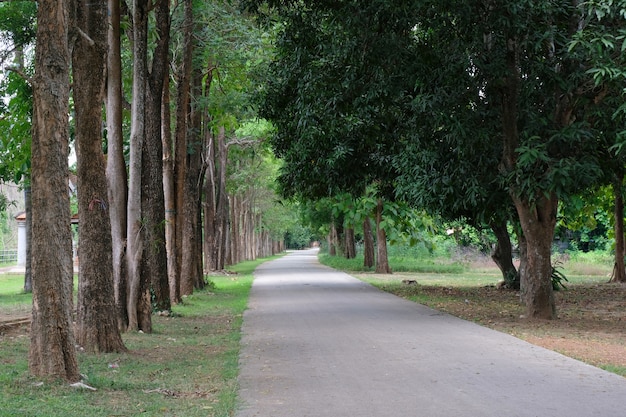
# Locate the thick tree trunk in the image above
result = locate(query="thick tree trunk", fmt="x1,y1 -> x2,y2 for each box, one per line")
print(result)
142,0 -> 170,312
489,220 -> 519,289
514,194 -> 557,319
375,199 -> 391,274
73,0 -> 126,353
127,0 -> 149,332
363,217 -> 375,268
29,0 -> 79,381
106,0 -> 128,331
611,173 -> 626,282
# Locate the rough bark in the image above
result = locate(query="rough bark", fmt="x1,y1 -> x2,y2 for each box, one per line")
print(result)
515,195 -> 558,319
375,199 -> 391,274
363,217 -> 375,268
106,0 -> 128,331
490,221 -> 519,289
73,0 -> 126,353
611,173 -> 626,283
142,0 -> 170,312
29,0 -> 79,381
127,0 -> 150,332
171,0 -> 194,298
180,71 -> 204,296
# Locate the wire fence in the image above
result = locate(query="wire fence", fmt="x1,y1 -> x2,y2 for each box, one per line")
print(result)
0,249 -> 17,264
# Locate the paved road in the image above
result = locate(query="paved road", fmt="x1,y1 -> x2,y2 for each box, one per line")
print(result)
236,249 -> 626,417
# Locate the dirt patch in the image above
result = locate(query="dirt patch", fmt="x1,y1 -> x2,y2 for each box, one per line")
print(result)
363,274 -> 626,374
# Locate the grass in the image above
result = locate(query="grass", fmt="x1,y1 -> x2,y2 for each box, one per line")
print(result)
0,255 -> 279,417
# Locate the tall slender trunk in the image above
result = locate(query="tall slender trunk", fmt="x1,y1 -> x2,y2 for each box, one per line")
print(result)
29,0 -> 79,381
180,71 -> 203,295
162,56 -> 179,303
143,0 -> 170,312
216,127 -> 229,269
127,0 -> 149,332
375,199 -> 391,274
106,0 -> 128,331
73,0 -> 126,353
611,172 -> 626,282
203,132 -> 218,270
172,0 -> 194,297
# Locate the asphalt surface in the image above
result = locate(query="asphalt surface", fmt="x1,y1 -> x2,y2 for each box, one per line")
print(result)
236,249 -> 626,417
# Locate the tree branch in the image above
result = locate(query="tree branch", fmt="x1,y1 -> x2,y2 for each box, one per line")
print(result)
5,65 -> 32,85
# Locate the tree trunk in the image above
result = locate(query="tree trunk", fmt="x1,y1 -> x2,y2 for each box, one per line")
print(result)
375,199 -> 391,274
162,56 -> 179,304
611,173 -> 626,282
514,195 -> 557,319
127,0 -> 150,332
216,127 -> 229,269
490,220 -> 519,289
500,36 -> 555,319
171,0 -> 194,297
203,132 -> 218,270
344,227 -> 356,259
363,216 -> 375,268
29,0 -> 79,380
328,223 -> 337,256
180,71 -> 204,296
23,186 -> 32,293
142,0 -> 170,312
73,0 -> 126,353
106,0 -> 128,331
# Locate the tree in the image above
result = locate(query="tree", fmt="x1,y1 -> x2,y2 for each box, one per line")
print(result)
126,0 -> 152,332
29,0 -> 79,381
106,0 -> 129,329
142,0 -> 171,312
72,0 -> 127,352
404,0 -> 609,318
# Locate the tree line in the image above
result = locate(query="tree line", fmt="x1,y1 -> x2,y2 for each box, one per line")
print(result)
0,0 -> 290,382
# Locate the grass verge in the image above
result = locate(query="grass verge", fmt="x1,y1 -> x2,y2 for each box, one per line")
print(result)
0,255 -> 278,417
